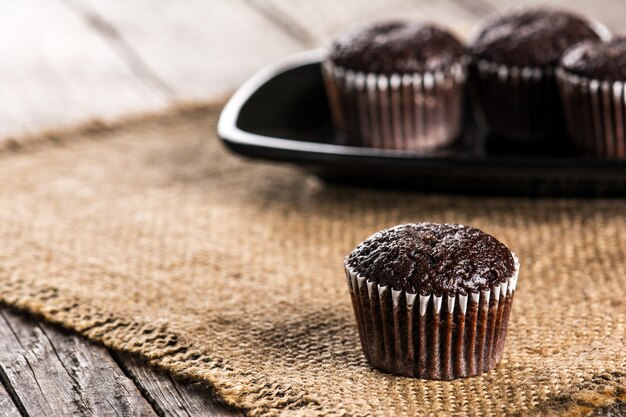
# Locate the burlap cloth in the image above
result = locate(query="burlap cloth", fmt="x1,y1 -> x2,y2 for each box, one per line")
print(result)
0,104 -> 624,417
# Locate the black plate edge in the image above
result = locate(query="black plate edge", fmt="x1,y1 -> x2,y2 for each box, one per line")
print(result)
217,49 -> 626,192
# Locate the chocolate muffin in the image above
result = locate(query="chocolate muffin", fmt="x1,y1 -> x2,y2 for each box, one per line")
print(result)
344,223 -> 520,380
557,38 -> 626,159
469,8 -> 608,142
323,21 -> 467,151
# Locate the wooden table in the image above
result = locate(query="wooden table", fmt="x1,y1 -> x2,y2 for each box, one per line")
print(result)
1,1 -> 624,415
0,308 -> 243,416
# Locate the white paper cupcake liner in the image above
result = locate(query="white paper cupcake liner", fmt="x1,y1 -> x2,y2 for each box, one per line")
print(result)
557,69 -> 626,159
323,60 -> 467,151
345,254 -> 520,380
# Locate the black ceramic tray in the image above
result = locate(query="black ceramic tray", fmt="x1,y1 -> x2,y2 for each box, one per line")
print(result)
217,49 -> 626,196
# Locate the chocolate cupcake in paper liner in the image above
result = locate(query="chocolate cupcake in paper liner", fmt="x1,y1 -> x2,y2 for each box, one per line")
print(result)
468,7 -> 610,142
344,223 -> 520,380
557,38 -> 626,160
323,21 -> 467,151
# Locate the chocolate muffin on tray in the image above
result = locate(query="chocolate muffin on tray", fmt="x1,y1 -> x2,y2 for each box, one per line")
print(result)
469,7 -> 609,142
323,21 -> 467,151
557,37 -> 626,159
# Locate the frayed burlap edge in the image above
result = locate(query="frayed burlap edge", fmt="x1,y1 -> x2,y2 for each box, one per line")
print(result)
0,247 -> 324,417
0,102 -> 221,156
0,102 -> 327,417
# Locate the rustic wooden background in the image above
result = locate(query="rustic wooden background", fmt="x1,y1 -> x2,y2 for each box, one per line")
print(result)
1,1 -> 624,415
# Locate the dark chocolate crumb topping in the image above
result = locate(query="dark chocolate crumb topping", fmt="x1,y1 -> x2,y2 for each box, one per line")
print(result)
561,37 -> 626,81
346,223 -> 515,296
470,8 -> 601,67
328,21 -> 464,74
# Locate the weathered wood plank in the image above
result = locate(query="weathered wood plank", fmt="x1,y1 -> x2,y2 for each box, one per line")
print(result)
73,0 -> 305,100
254,0 -> 480,44
0,1 -> 166,139
0,309 -> 157,416
461,0 -> 626,32
0,307 -> 241,417
0,379 -> 21,417
113,352 -> 245,417
443,0 -> 495,19
61,0 -> 177,101
257,0 -> 626,47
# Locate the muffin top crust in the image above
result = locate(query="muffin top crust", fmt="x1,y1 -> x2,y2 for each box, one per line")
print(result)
346,223 -> 515,296
470,8 -> 602,67
328,21 -> 464,74
561,37 -> 626,80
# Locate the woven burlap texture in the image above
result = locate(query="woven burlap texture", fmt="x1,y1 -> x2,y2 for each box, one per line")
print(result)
0,104 -> 624,417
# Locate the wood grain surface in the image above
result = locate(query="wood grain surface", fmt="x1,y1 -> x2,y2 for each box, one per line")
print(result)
0,307 -> 244,416
0,309 -> 156,416
0,381 -> 20,417
73,0 -> 304,100
113,353 -> 245,417
0,1 -> 166,139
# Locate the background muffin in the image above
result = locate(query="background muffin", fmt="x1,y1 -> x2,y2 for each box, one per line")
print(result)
324,21 -> 466,151
558,37 -> 626,159
345,223 -> 520,380
469,8 -> 608,142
